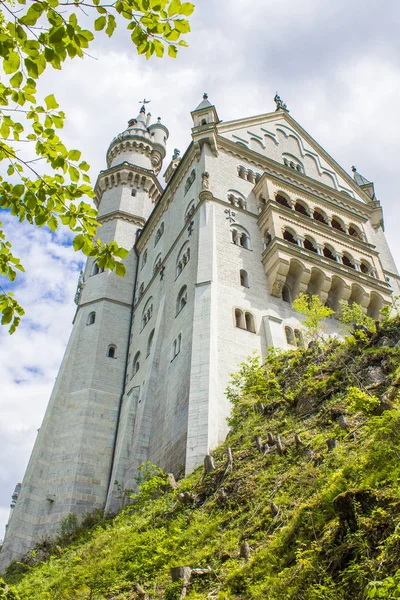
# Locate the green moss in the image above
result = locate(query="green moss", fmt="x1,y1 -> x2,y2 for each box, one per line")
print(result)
7,319 -> 400,600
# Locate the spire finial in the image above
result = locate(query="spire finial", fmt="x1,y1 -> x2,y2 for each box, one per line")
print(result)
274,92 -> 289,112
203,92 -> 208,100
351,165 -> 357,173
138,98 -> 151,113
172,148 -> 181,160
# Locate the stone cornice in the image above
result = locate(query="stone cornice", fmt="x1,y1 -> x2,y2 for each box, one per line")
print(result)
94,162 -> 163,206
97,210 -> 146,227
218,137 -> 371,219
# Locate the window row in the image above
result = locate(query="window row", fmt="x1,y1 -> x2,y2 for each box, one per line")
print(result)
131,331 -> 183,378
284,326 -> 303,347
231,225 -> 251,249
237,166 -> 262,183
281,226 -> 376,276
234,309 -> 256,333
228,193 -> 246,210
274,193 -> 365,241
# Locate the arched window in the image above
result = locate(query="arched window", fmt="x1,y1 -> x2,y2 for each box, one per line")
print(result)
323,245 -> 336,261
235,308 -> 244,329
87,312 -> 96,325
332,217 -> 346,234
107,345 -> 117,358
176,242 -> 190,278
176,285 -> 188,315
313,209 -> 328,225
147,329 -> 155,357
141,249 -> 147,270
240,270 -> 249,287
283,229 -> 298,245
141,298 -> 153,330
153,254 -> 162,275
294,330 -> 304,347
154,222 -> 164,246
360,260 -> 374,276
231,225 -> 251,250
245,312 -> 256,333
342,253 -> 356,269
184,169 -> 196,195
294,201 -> 309,216
171,334 -> 182,360
185,201 -> 195,222
304,237 -> 318,253
349,224 -> 363,240
282,284 -> 291,303
276,194 -> 292,209
91,261 -> 104,276
285,326 -> 296,346
132,352 -> 140,376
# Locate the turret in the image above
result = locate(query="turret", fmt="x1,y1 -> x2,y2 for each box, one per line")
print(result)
106,104 -> 169,175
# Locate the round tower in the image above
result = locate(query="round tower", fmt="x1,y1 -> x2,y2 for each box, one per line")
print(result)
0,104 -> 169,570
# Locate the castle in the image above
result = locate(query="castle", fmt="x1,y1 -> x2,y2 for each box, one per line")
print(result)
1,94 -> 399,570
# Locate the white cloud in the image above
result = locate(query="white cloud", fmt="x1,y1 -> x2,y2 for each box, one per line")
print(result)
1,0 -> 400,539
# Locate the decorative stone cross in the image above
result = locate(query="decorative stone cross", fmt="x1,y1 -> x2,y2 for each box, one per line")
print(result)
187,220 -> 194,236
224,208 -> 236,223
274,92 -> 289,112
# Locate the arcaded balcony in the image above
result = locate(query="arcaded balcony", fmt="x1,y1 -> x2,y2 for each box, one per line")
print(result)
262,235 -> 392,319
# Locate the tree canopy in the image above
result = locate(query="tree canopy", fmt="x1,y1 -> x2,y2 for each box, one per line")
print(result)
0,0 -> 194,332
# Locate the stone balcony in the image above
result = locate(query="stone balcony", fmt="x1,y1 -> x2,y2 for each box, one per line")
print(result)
262,236 -> 392,319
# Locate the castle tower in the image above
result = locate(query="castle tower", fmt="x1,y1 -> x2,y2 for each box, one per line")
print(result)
0,105 -> 168,569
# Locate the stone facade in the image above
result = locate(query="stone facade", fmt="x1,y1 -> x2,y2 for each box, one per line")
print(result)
1,95 -> 398,570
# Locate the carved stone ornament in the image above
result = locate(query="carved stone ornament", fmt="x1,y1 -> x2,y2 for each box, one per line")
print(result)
201,171 -> 210,190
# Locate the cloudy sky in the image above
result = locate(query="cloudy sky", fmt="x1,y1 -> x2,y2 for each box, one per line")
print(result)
1,0 -> 400,538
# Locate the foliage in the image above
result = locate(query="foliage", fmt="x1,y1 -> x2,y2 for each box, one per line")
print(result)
346,386 -> 380,415
292,293 -> 334,340
7,315 -> 400,600
339,300 -> 376,332
0,577 -> 20,599
0,0 -> 194,333
132,461 -> 169,503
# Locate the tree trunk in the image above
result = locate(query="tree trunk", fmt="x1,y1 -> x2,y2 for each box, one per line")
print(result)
327,438 -> 337,451
294,433 -> 303,449
134,583 -> 149,599
254,435 -> 263,453
166,473 -> 178,490
267,432 -> 275,445
170,566 -> 192,585
270,502 -> 279,517
204,454 -> 215,474
225,447 -> 233,473
240,541 -> 250,560
276,435 -> 284,455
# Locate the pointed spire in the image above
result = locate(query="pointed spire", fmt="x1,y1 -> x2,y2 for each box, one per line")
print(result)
194,92 -> 213,112
351,165 -> 371,186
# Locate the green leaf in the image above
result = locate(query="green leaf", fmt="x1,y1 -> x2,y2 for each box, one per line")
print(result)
44,94 -> 59,110
115,247 -> 129,259
168,0 -> 181,16
24,58 -> 39,79
79,161 -> 90,172
168,44 -> 178,58
69,165 -> 80,182
153,39 -> 164,58
68,149 -> 82,161
174,19 -> 190,33
115,262 -> 126,276
10,71 -> 23,88
106,14 -> 116,37
94,16 -> 107,31
4,52 -> 21,75
73,234 -> 85,251
48,215 -> 58,232
179,2 -> 194,15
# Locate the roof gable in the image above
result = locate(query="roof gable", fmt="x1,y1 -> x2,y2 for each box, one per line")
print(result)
217,111 -> 367,203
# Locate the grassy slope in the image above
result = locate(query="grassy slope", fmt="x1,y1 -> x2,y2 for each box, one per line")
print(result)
5,318 -> 400,600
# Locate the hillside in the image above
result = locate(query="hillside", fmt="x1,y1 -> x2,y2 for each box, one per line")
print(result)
3,315 -> 400,600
